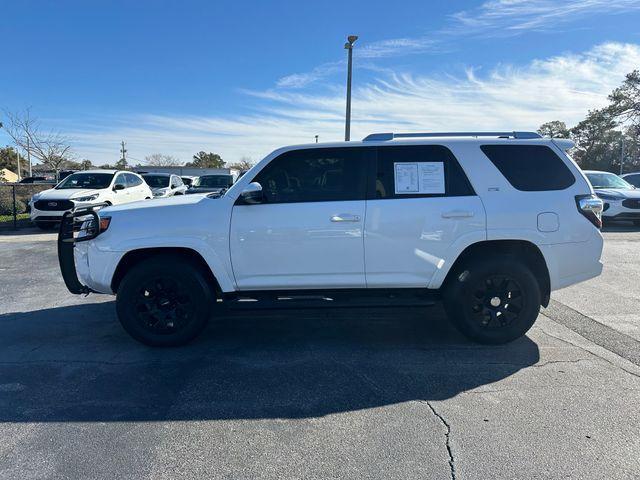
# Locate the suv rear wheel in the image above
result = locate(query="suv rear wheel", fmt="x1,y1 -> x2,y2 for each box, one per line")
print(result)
443,257 -> 541,344
116,256 -> 214,346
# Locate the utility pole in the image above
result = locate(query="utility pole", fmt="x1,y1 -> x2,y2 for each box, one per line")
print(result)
120,140 -> 127,168
619,136 -> 625,175
26,136 -> 32,177
344,35 -> 358,141
15,145 -> 21,179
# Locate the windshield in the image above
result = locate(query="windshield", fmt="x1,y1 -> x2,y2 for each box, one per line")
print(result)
56,172 -> 114,189
194,175 -> 233,188
586,172 -> 634,190
142,175 -> 170,188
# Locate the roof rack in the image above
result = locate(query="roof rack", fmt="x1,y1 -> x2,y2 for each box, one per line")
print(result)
362,131 -> 542,141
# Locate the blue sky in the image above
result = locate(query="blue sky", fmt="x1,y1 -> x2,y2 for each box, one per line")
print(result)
2,0 -> 640,165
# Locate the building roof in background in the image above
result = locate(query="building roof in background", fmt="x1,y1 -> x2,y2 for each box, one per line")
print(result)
1,168 -> 19,183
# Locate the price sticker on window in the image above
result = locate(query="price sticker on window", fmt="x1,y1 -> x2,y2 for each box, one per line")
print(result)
394,162 -> 445,194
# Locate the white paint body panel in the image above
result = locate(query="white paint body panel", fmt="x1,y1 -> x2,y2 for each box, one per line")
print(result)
230,201 -> 366,289
364,196 -> 486,287
74,138 -> 604,296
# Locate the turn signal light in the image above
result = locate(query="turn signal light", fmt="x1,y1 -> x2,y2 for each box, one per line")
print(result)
99,216 -> 111,232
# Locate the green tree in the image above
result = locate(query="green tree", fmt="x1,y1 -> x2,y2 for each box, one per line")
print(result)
115,158 -> 129,170
609,70 -> 640,133
537,121 -> 570,138
228,156 -> 254,171
79,159 -> 94,170
0,146 -> 26,174
187,151 -> 225,168
570,109 -> 621,171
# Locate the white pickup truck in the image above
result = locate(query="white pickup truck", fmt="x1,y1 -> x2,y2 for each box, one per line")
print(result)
58,132 -> 604,346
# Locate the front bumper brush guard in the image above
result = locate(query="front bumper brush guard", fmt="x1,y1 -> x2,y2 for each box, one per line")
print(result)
57,203 -> 110,295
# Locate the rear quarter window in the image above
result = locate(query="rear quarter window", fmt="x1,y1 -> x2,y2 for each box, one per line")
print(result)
480,145 -> 575,191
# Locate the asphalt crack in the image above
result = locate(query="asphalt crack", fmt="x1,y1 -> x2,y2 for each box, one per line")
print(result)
423,401 -> 456,480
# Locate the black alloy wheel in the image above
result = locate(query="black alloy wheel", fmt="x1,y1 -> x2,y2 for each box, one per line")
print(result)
470,275 -> 524,329
134,277 -> 197,335
116,256 -> 213,346
444,257 -> 541,344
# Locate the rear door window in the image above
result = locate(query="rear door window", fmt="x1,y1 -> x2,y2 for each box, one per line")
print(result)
125,173 -> 142,187
480,145 -> 575,191
373,145 -> 475,199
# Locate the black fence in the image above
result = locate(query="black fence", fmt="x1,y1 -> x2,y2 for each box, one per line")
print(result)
0,183 -> 54,231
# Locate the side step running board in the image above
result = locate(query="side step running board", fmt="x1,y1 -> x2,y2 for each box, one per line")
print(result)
220,289 -> 440,310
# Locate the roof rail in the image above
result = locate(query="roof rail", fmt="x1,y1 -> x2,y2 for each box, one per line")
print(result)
362,131 -> 542,141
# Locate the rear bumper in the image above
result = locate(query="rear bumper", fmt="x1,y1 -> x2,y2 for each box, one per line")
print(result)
540,232 -> 604,291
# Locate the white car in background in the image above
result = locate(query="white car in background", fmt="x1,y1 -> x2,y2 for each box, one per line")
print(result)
29,170 -> 152,230
141,173 -> 188,198
621,172 -> 640,188
584,170 -> 640,225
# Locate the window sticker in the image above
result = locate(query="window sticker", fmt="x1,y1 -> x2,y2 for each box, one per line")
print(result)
394,162 -> 445,194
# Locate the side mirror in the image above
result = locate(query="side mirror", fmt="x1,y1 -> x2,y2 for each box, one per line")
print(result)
113,183 -> 126,191
239,182 -> 263,204
171,184 -> 177,189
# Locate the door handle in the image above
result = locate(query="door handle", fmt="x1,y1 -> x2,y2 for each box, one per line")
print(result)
330,214 -> 361,222
441,210 -> 474,219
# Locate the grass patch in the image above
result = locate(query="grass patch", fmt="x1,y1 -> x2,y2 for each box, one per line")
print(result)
0,213 -> 29,224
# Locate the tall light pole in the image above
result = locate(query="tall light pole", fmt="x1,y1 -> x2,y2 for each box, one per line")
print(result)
26,136 -> 32,177
619,135 -> 625,175
344,35 -> 358,141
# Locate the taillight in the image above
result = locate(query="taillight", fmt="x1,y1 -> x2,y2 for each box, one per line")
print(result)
575,194 -> 603,229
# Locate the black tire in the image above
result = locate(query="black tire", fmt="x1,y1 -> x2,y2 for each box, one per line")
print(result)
116,256 -> 214,346
35,221 -> 57,230
443,257 -> 541,344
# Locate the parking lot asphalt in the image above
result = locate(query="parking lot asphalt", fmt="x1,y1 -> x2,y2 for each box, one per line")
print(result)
1,228 -> 639,479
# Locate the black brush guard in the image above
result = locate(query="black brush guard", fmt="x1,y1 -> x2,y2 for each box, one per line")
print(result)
57,203 -> 109,294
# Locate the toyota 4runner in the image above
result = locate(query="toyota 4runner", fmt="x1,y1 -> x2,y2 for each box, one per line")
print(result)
58,131 -> 604,346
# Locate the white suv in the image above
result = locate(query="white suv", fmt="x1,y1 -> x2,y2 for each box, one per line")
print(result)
30,170 -> 152,229
58,132 -> 604,346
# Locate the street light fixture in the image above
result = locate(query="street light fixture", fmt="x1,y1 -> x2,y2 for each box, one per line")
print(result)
344,35 -> 358,141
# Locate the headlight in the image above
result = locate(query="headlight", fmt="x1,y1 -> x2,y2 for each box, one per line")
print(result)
30,193 -> 41,203
74,194 -> 99,202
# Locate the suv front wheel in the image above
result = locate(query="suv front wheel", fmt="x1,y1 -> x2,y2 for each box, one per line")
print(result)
443,257 -> 541,344
116,256 -> 214,346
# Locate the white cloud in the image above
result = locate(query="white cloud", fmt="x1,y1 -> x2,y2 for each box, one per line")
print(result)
66,42 -> 640,165
450,0 -> 640,34
266,0 -> 640,90
276,61 -> 344,89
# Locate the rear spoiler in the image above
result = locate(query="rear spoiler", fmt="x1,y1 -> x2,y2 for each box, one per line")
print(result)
551,138 -> 575,151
